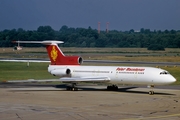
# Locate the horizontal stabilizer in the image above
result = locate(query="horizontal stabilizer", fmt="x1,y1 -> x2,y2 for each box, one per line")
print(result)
13,40 -> 64,45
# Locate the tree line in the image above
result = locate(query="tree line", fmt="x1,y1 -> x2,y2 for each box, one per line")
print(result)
0,25 -> 180,49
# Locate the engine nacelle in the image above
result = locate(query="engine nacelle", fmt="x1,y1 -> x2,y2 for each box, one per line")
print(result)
63,56 -> 83,65
50,68 -> 71,76
51,55 -> 83,65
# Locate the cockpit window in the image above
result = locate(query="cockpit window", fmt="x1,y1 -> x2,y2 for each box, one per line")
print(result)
160,71 -> 169,75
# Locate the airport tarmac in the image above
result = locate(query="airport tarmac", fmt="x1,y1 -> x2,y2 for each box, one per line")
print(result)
0,84 -> 180,120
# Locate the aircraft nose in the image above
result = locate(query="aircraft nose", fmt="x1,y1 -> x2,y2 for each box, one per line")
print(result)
168,76 -> 176,84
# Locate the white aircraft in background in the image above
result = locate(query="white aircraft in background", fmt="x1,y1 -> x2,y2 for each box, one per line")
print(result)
2,40 -> 176,95
13,40 -> 22,50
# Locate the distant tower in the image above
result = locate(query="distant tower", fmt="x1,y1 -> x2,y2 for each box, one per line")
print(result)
106,22 -> 109,33
98,22 -> 100,34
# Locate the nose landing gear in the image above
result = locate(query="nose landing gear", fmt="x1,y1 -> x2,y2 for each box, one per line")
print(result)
149,90 -> 154,95
148,85 -> 154,95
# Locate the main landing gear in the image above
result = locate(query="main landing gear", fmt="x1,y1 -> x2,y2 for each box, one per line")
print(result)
66,83 -> 78,91
148,85 -> 154,95
107,85 -> 118,91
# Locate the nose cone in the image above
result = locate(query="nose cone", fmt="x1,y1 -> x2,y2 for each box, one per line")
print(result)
156,75 -> 176,85
166,75 -> 176,84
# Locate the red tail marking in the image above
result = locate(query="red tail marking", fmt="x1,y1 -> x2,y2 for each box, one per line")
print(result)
46,45 -> 81,65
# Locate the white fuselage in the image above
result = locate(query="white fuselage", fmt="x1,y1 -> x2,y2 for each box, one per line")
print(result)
48,65 -> 176,85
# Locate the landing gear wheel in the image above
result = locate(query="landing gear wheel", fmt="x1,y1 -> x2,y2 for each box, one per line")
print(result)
107,85 -> 118,91
72,87 -> 78,91
149,91 -> 154,95
72,87 -> 75,91
148,85 -> 155,95
66,83 -> 78,91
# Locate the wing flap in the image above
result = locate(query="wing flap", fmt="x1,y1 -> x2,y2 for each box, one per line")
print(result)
60,76 -> 110,82
5,76 -> 110,83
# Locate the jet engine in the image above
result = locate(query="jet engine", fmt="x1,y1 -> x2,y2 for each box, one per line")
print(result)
50,68 -> 71,76
62,56 -> 83,65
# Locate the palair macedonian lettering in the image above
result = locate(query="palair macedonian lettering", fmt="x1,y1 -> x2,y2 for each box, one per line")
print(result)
51,46 -> 58,61
116,67 -> 145,71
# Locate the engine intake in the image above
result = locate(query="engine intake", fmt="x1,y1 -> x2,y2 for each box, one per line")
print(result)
66,68 -> 71,75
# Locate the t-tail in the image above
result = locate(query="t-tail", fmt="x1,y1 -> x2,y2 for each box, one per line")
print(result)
13,40 -> 83,65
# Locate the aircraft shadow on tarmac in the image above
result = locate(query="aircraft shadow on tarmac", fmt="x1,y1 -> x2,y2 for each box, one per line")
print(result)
1,83 -> 175,95
73,86 -> 175,95
39,84 -> 176,95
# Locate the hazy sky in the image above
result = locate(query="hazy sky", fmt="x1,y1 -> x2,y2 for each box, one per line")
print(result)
0,0 -> 180,31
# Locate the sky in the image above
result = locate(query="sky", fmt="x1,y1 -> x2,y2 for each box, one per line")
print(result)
0,0 -> 180,31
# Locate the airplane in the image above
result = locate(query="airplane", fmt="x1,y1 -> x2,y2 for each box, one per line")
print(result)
2,40 -> 176,95
14,46 -> 22,51
13,40 -> 22,51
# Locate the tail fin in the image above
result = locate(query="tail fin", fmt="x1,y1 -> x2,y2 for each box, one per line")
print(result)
14,40 -> 83,65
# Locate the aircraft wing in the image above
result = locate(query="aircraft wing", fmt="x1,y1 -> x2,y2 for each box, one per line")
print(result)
60,76 -> 110,82
5,76 -> 110,83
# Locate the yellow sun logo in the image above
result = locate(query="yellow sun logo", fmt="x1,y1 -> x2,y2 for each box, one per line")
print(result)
51,46 -> 58,61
